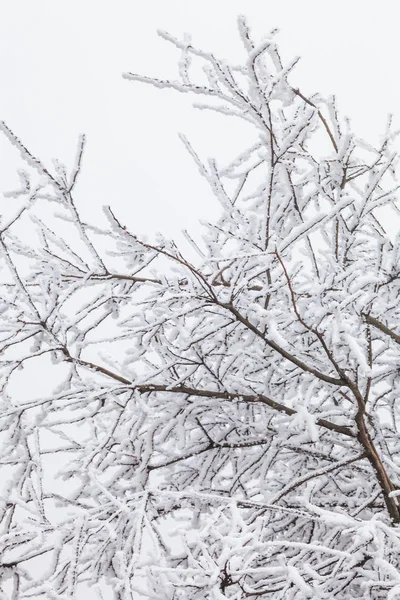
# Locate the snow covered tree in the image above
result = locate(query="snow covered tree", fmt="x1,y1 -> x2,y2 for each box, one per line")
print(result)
2,16 -> 400,599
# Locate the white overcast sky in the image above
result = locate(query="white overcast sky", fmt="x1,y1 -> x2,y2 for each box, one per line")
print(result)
1,0 -> 399,239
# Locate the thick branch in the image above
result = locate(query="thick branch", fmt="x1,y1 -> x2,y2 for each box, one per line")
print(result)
347,380 -> 400,523
221,302 -> 346,387
363,314 -> 400,345
68,354 -> 355,437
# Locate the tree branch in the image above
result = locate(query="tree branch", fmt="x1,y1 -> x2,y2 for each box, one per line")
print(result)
67,354 -> 355,437
221,302 -> 346,387
363,314 -> 400,345
270,452 -> 367,504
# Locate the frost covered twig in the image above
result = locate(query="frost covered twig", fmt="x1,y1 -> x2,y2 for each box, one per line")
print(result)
2,17 -> 400,600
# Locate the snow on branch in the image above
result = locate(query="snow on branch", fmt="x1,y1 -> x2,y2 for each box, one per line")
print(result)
1,16 -> 400,600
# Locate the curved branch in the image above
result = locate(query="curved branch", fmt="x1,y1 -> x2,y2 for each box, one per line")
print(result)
221,302 -> 346,387
363,314 -> 400,345
65,353 -> 355,437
